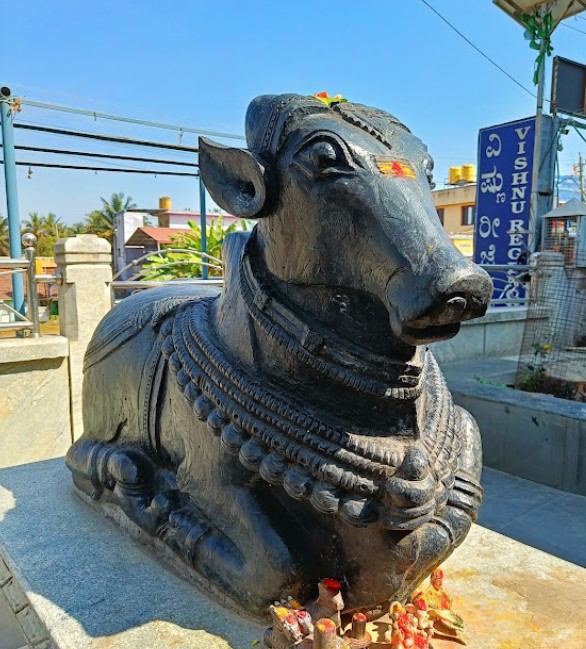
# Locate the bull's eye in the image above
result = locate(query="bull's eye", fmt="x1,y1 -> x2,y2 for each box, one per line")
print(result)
307,141 -> 338,169
293,135 -> 353,178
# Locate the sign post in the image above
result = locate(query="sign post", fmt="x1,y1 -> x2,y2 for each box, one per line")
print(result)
474,117 -> 537,303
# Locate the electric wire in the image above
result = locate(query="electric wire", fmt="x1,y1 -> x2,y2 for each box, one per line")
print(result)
0,160 -> 199,176
0,143 -> 198,167
17,115 -> 200,152
2,83 -> 124,108
13,123 -> 199,152
19,99 -> 245,141
11,118 -> 199,160
15,106 -> 202,145
418,0 -> 538,99
573,125 -> 586,147
561,22 -> 586,34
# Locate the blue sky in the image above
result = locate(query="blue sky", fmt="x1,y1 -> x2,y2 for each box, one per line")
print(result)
1,0 -> 585,224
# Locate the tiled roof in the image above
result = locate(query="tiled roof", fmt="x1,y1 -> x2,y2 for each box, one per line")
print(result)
125,227 -> 192,246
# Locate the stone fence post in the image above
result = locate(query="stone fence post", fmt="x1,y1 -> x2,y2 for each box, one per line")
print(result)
55,235 -> 112,439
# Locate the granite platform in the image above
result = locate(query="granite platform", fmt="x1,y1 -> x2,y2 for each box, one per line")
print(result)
1,459 -> 585,649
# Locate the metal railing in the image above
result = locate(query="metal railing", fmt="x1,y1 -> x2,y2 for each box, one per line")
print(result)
480,264 -> 532,307
0,233 -> 60,336
110,248 -> 224,304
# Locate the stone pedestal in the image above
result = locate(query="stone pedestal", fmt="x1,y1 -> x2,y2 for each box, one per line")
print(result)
55,236 -> 112,439
1,459 -> 586,649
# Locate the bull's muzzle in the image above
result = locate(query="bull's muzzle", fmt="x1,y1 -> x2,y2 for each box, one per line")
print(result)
387,265 -> 493,346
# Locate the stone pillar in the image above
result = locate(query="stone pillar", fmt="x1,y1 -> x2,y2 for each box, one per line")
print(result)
55,235 -> 112,439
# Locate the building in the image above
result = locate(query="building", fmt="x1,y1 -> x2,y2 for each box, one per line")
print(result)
113,198 -> 242,279
432,184 -> 476,235
432,183 -> 476,258
124,226 -> 191,251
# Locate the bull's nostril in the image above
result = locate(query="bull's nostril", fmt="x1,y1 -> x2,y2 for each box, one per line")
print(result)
444,296 -> 467,319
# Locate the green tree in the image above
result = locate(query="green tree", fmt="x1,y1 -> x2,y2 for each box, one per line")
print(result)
0,215 -> 10,256
43,213 -> 64,239
66,222 -> 89,235
23,212 -> 46,240
142,217 -> 249,280
85,192 -> 137,243
22,212 -> 64,256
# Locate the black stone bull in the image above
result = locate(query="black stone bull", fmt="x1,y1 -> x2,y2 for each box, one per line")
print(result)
66,94 -> 492,619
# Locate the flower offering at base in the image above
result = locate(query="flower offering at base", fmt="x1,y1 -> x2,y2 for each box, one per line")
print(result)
297,610 -> 315,635
411,567 -> 465,644
268,600 -> 315,648
385,601 -> 434,649
264,578 -> 349,649
264,573 -> 469,649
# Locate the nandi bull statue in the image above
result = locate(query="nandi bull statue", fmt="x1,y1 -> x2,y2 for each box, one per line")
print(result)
66,93 -> 492,620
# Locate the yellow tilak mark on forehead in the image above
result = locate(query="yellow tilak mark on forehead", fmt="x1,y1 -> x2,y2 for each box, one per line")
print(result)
374,158 -> 417,179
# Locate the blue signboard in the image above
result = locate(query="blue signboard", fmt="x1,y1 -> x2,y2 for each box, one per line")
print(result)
474,116 -> 535,303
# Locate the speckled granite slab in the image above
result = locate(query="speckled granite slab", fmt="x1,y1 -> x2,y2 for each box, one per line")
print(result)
0,459 -> 585,649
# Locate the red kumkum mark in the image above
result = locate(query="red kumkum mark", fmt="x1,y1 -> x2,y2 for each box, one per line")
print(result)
322,578 -> 342,593
375,158 -> 417,179
316,618 -> 337,634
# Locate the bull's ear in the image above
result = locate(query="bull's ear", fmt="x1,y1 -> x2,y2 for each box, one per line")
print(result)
198,137 -> 267,217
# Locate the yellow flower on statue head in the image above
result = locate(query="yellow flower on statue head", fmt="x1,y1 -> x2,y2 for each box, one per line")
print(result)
311,91 -> 348,108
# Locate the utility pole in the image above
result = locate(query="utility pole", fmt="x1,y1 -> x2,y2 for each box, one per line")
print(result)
528,4 -> 547,254
0,86 -> 25,315
199,175 -> 208,280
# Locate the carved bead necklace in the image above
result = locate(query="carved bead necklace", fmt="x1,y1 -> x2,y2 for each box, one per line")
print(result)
159,294 -> 463,531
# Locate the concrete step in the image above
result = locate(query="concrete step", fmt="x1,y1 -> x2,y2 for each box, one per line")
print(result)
1,458 -> 586,648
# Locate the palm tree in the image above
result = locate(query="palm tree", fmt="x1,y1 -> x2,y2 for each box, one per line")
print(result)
66,222 -> 88,235
0,215 -> 10,256
43,213 -> 64,239
23,212 -> 47,240
85,192 -> 137,243
22,212 -> 65,256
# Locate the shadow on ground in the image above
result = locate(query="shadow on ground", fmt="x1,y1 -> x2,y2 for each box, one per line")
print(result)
0,458 -> 262,648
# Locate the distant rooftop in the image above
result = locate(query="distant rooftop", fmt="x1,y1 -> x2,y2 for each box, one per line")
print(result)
125,227 -> 191,247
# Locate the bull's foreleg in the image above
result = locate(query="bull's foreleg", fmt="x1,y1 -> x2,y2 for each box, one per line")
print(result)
211,483 -> 302,608
389,406 -> 483,598
172,447 -> 302,614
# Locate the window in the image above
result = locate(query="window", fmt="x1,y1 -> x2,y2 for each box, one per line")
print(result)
436,208 -> 444,225
461,204 -> 475,226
